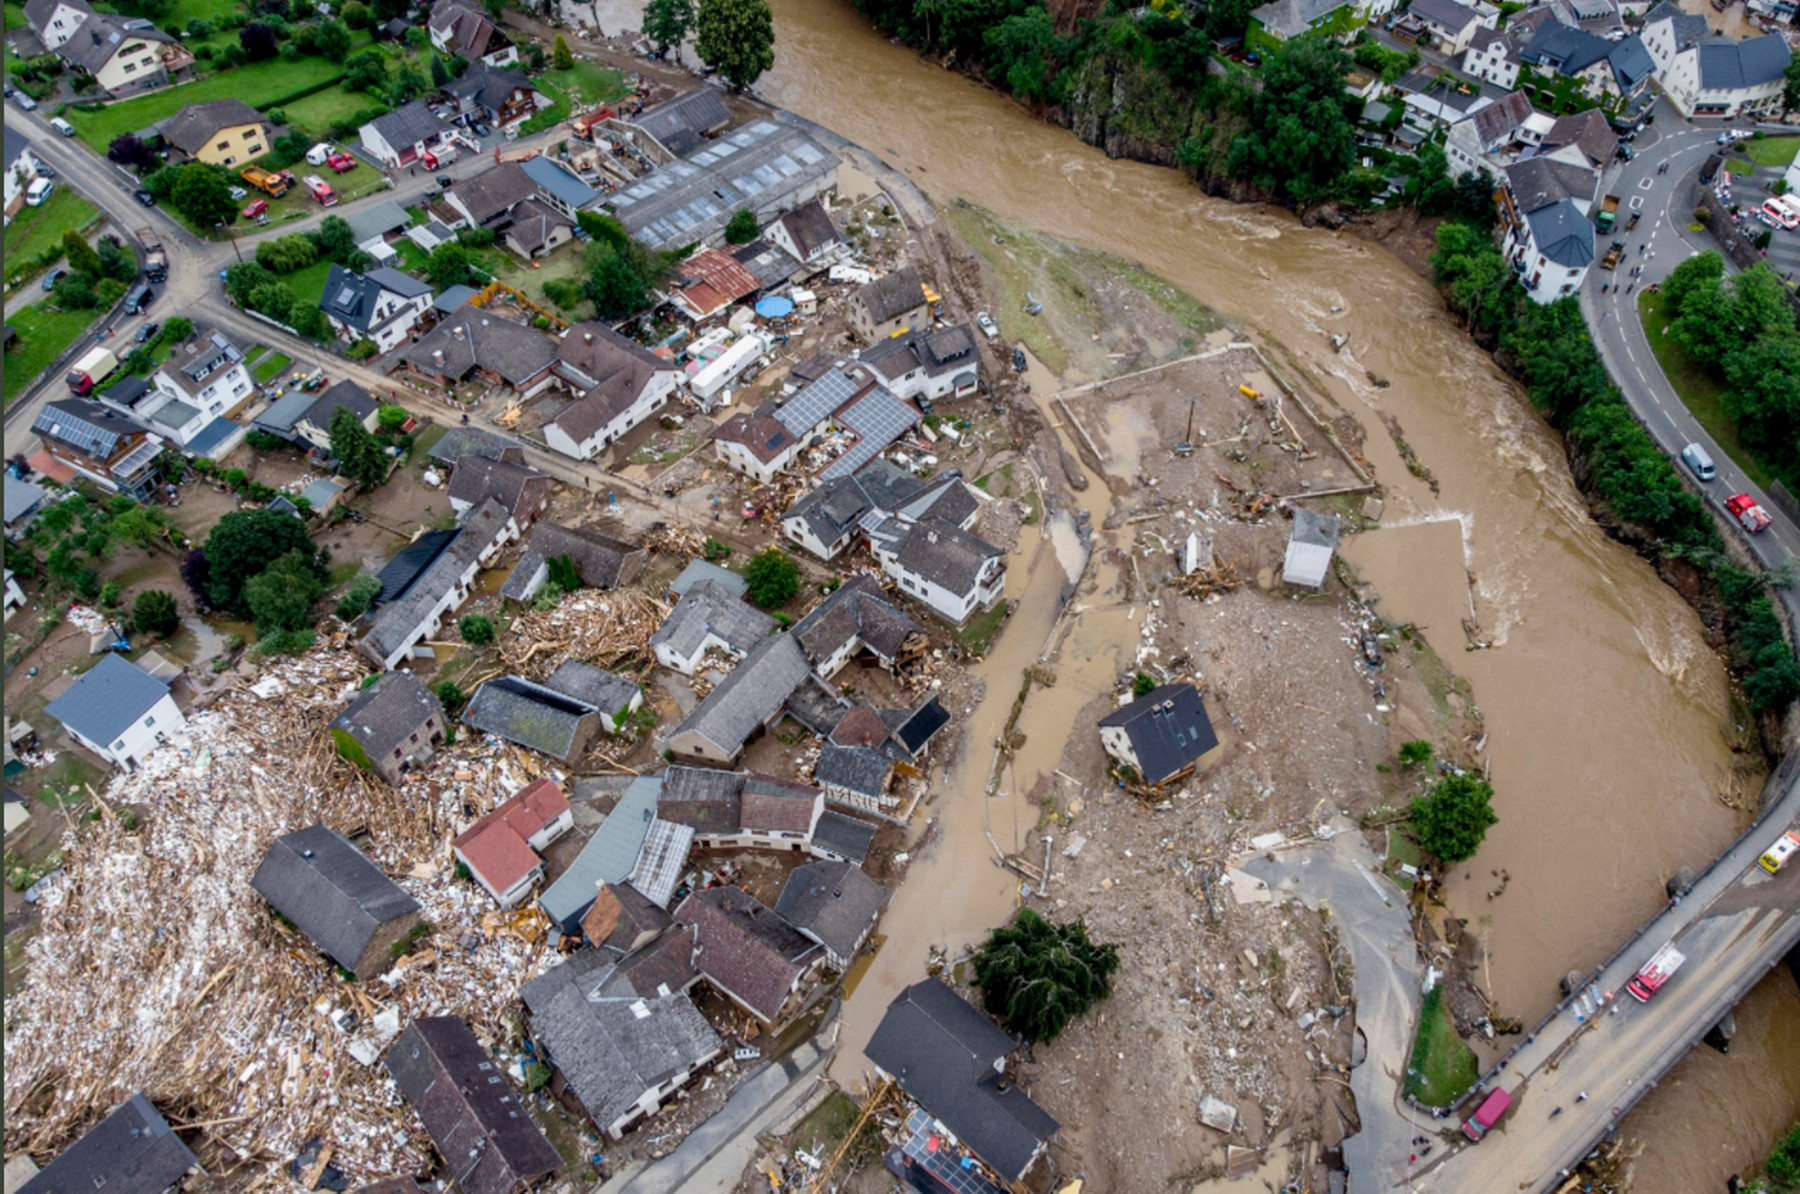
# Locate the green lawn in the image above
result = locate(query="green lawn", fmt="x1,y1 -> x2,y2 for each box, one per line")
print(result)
1725,157 -> 1757,177
64,55 -> 348,152
279,86 -> 384,135
1403,987 -> 1479,1106
1745,137 -> 1800,168
471,238 -> 591,316
1638,289 -> 1776,491
2,188 -> 101,283
520,61 -> 629,135
282,257 -> 336,309
3,302 -> 100,406
3,2 -> 25,29
158,0 -> 242,27
242,160 -> 390,229
252,352 -> 293,383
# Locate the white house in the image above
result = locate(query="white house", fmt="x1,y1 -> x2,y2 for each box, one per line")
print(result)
359,498 -> 518,670
1500,157 -> 1598,303
1096,683 -> 1219,786
4,126 -> 43,222
544,324 -> 684,461
45,653 -> 185,769
657,767 -> 826,853
1639,0 -> 1707,77
1520,21 -> 1657,103
867,516 -> 1006,627
23,0 -> 93,50
3,570 -> 25,621
1407,0 -> 1498,55
452,778 -> 573,907
1656,34 -> 1791,120
1282,509 -> 1341,588
650,579 -> 778,675
427,0 -> 517,67
1444,91 -> 1534,181
318,265 -> 434,353
1462,25 -> 1525,89
857,325 -> 982,405
764,200 -> 843,269
358,100 -> 461,170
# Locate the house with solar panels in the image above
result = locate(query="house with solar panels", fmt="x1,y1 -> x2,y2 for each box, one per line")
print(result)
710,361 -> 920,485
604,119 -> 839,252
31,399 -> 164,499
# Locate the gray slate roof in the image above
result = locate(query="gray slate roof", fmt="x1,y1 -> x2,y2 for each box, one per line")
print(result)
540,775 -> 663,931
887,518 -> 1002,597
811,810 -> 877,864
668,633 -> 812,755
463,675 -> 596,760
1407,0 -> 1480,34
865,979 -> 1059,1182
1526,198 -> 1595,268
1248,0 -> 1347,38
776,200 -> 840,258
361,498 -> 511,664
791,576 -> 919,668
1290,508 -> 1340,550
446,455 -> 544,514
384,1016 -> 561,1194
774,859 -> 884,961
251,824 -> 420,970
672,885 -> 821,1022
161,98 -> 262,154
651,578 -> 777,661
519,521 -> 642,588
253,388 -> 317,438
857,266 -> 925,325
17,1093 -> 197,1194
402,311 -> 558,385
815,743 -> 891,801
300,378 -> 379,434
1697,34 -> 1791,90
342,199 -> 414,246
1643,0 -> 1706,49
1503,155 -> 1598,213
4,473 -> 48,525
367,99 -> 445,152
1097,683 -> 1219,785
631,87 -> 731,155
46,653 -> 169,749
61,15 -> 172,76
521,154 -> 600,210
330,671 -> 443,760
545,659 -> 640,718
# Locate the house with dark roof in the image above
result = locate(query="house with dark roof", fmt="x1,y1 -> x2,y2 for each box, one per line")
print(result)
791,576 -> 923,677
252,824 -> 422,979
462,676 -> 604,763
1282,508 -> 1340,588
775,859 -> 884,969
360,498 -> 518,669
16,1093 -> 198,1194
656,766 -> 825,851
765,199 -> 843,268
1407,0 -> 1497,54
853,266 -> 929,341
32,399 -> 162,499
664,633 -> 813,764
781,460 -> 926,561
446,455 -> 550,531
359,99 -> 461,170
400,309 -> 559,396
810,809 -> 880,866
384,1016 -> 561,1194
580,881 -> 673,955
544,323 -> 685,461
540,775 -> 663,932
445,61 -> 549,130
673,885 -> 823,1024
1461,22 -> 1528,89
858,324 -> 981,405
46,652 -> 183,769
1658,31 -> 1791,119
427,0 -> 517,65
330,670 -> 445,784
868,513 -> 1006,628
624,87 -> 732,156
812,698 -> 945,819
1097,683 -> 1219,786
1640,0 -> 1708,77
293,379 -> 382,455
1499,157 -> 1598,303
23,0 -> 95,52
1539,108 -> 1618,171
866,979 -> 1060,1185
319,265 -> 435,353
1245,0 -> 1359,52
51,11 -> 182,95
712,361 -> 922,485
1444,90 -> 1534,180
520,155 -> 601,219
1520,20 -> 1655,100
453,778 -> 573,906
521,946 -> 721,1138
162,97 -> 267,166
503,198 -> 575,261
446,160 -> 540,230
651,578 -> 777,674
4,473 -> 49,540
499,521 -> 645,603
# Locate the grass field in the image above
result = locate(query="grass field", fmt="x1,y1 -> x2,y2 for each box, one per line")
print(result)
279,86 -> 383,135
282,258 -> 336,309
64,55 -> 348,152
470,238 -> 591,315
4,2 -> 25,29
1639,289 -> 1776,491
520,61 -> 629,134
1403,986 -> 1479,1106
158,0 -> 243,26
3,302 -> 99,406
1746,137 -> 1800,168
252,352 -> 293,383
243,161 -> 391,229
2,188 -> 101,282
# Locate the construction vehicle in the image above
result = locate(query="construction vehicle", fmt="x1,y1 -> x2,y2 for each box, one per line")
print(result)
65,345 -> 119,395
1726,493 -> 1772,533
1625,209 -> 1641,231
134,228 -> 167,282
240,166 -> 292,197
302,175 -> 338,206
1596,194 -> 1620,233
1601,241 -> 1624,270
1626,941 -> 1685,1001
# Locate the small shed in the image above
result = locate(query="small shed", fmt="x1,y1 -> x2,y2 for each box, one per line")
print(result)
1283,509 -> 1340,589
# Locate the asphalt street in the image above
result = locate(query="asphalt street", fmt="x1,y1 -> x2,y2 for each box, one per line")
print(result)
1580,101 -> 1800,625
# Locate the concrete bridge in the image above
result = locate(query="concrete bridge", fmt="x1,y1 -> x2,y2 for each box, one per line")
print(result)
1402,751 -> 1800,1193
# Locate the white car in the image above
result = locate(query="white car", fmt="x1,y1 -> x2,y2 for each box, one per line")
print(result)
228,185 -> 248,200
975,310 -> 999,339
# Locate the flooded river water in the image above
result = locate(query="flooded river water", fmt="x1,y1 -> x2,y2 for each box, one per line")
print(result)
754,1 -> 1800,1184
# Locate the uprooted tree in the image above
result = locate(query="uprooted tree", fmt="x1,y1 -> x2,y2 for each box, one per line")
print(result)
971,907 -> 1120,1043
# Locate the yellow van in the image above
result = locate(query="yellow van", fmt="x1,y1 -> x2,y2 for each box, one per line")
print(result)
1760,830 -> 1800,875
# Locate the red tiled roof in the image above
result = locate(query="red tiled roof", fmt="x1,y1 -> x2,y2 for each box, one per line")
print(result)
452,778 -> 568,892
741,775 -> 820,835
26,450 -> 76,485
671,249 -> 760,319
830,707 -> 889,749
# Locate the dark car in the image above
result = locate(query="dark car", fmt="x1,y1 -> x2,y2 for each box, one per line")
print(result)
1617,143 -> 1634,161
42,267 -> 67,291
436,174 -> 452,188
133,321 -> 161,344
473,121 -> 490,138
34,162 -> 55,179
133,188 -> 157,207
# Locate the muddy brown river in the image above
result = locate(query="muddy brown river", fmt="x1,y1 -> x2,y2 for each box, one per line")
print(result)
753,3 -> 1800,1186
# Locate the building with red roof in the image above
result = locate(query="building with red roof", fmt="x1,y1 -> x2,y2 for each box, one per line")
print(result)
452,778 -> 574,907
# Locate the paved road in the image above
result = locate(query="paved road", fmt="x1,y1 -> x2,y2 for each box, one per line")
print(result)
1580,101 -> 1800,625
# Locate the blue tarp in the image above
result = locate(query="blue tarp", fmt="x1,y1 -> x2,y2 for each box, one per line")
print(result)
754,295 -> 794,319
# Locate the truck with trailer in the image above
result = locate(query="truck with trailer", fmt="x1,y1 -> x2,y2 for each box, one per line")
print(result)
1726,493 -> 1772,534
302,175 -> 338,206
1626,942 -> 1685,1002
1596,195 -> 1620,233
65,345 -> 119,395
240,166 -> 292,197
134,228 -> 167,282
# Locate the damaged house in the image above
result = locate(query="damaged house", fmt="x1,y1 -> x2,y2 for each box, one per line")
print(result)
329,670 -> 446,784
782,462 -> 978,562
500,521 -> 645,603
359,498 -> 518,670
452,777 -> 574,907
445,455 -> 551,531
462,663 -> 641,763
655,766 -> 824,852
775,858 -> 885,969
790,576 -> 924,678
812,698 -> 947,822
1097,682 -> 1219,787
649,578 -> 777,675
544,324 -> 685,461
662,633 -> 813,764
251,824 -> 422,981
672,885 -> 824,1026
16,1093 -> 198,1194
711,362 -> 920,486
867,513 -> 1006,629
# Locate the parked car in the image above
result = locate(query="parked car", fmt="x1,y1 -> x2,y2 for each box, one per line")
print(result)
975,310 -> 999,339
133,189 -> 157,207
228,185 -> 249,200
473,121 -> 490,138
327,153 -> 356,174
243,198 -> 269,219
48,116 -> 75,136
436,174 -> 453,188
133,321 -> 161,344
42,267 -> 67,291
34,161 -> 55,179
11,92 -> 37,111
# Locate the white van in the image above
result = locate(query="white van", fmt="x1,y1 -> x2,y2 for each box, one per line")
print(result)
25,178 -> 53,206
48,116 -> 75,137
305,143 -> 332,166
1681,443 -> 1716,483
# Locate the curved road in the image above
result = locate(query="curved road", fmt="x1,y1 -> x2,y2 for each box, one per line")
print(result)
1580,99 -> 1800,625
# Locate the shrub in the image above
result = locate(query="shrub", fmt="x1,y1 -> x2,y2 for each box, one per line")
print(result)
131,589 -> 181,637
435,680 -> 465,708
459,613 -> 495,645
334,573 -> 382,621
972,908 -> 1119,1042
1132,672 -> 1156,696
1399,740 -> 1434,766
743,547 -> 799,608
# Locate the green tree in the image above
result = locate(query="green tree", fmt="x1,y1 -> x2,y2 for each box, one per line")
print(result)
1410,773 -> 1498,864
256,233 -> 320,273
314,18 -> 352,57
427,242 -> 474,289
458,613 -> 495,644
245,548 -> 323,632
695,0 -> 775,90
553,32 -> 574,69
1723,328 -> 1800,475
315,215 -> 358,262
341,0 -> 369,26
1785,53 -> 1800,114
582,247 -> 649,318
334,572 -> 382,620
61,229 -> 102,277
330,406 -> 389,487
643,0 -> 695,58
1398,739 -> 1434,766
108,132 -> 159,171
202,509 -> 317,614
96,237 -> 138,283
131,589 -> 181,637
172,163 -> 239,229
985,7 -> 1071,103
1133,671 -> 1156,696
743,546 -> 799,608
345,47 -> 388,91
430,52 -> 451,88
388,62 -> 428,105
724,208 -> 759,243
1226,34 -> 1357,203
1430,221 -> 1515,337
971,907 -> 1120,1042
1204,0 -> 1259,39
161,316 -> 193,342
435,679 -> 466,708
1660,250 -> 1724,315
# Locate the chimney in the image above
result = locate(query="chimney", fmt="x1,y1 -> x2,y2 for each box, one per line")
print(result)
584,333 -> 593,344
433,350 -> 445,365
451,326 -> 465,341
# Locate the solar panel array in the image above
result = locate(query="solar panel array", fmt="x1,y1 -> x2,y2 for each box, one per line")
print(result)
773,367 -> 860,435
35,405 -> 122,459
820,385 -> 919,481
112,438 -> 163,479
